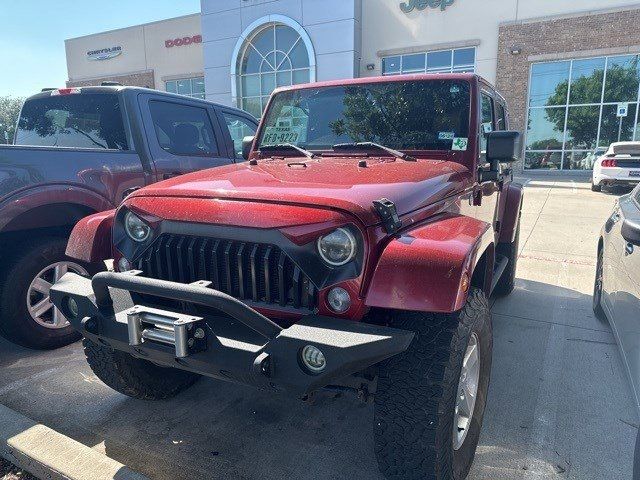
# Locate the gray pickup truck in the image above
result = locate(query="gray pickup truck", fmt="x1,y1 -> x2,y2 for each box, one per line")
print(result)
0,86 -> 257,349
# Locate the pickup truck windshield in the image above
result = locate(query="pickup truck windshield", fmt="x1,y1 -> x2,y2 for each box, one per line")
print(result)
15,93 -> 128,150
257,80 -> 470,152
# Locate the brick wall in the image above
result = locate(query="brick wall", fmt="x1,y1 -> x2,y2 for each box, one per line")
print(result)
67,70 -> 155,89
496,7 -> 640,170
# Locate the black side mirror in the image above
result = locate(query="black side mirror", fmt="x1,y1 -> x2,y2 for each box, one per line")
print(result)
622,218 -> 640,246
242,136 -> 255,161
486,131 -> 522,169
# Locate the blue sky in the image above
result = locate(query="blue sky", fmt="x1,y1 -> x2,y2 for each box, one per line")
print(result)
0,0 -> 201,98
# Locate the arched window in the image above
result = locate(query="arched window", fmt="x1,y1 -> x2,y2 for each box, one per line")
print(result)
236,22 -> 312,118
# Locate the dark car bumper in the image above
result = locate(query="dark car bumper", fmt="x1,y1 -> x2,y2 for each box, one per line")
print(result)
50,271 -> 414,396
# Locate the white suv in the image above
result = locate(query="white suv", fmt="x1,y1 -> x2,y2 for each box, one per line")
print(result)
592,142 -> 640,192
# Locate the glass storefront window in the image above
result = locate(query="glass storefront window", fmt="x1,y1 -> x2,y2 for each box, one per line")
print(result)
529,61 -> 570,107
382,47 -> 475,75
164,77 -> 205,99
604,55 -> 640,103
526,54 -> 640,170
599,103 -> 638,146
564,105 -> 600,150
569,58 -> 605,105
526,108 -> 565,150
525,151 -> 562,170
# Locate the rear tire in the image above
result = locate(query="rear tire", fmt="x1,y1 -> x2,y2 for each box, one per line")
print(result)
84,339 -> 200,400
591,181 -> 602,192
493,215 -> 520,296
374,288 -> 493,480
0,236 -> 103,349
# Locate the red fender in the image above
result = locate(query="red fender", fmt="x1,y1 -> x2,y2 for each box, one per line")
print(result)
365,215 -> 494,313
66,210 -> 115,263
498,182 -> 524,244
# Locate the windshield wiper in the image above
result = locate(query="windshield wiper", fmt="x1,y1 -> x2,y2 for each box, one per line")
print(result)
259,143 -> 317,159
332,142 -> 416,161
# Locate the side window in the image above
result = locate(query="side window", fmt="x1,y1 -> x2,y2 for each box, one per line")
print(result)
222,113 -> 257,159
480,94 -> 494,155
495,103 -> 507,131
148,100 -> 218,156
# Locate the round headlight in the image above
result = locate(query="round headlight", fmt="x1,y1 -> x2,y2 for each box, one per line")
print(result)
317,228 -> 357,266
124,211 -> 150,242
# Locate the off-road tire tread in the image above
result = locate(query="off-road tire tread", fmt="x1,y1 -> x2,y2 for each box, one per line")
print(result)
84,339 -> 200,400
374,288 -> 492,480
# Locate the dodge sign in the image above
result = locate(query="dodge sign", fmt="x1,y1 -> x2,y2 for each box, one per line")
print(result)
165,35 -> 202,48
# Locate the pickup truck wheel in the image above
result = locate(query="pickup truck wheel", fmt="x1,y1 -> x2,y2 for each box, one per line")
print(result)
0,236 -> 104,349
374,288 -> 492,480
493,215 -> 521,296
83,339 -> 200,400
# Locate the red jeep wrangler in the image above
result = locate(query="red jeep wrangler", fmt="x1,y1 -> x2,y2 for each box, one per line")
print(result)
51,74 -> 523,479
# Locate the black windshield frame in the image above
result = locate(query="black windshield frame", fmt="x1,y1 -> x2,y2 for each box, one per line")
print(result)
257,79 -> 472,153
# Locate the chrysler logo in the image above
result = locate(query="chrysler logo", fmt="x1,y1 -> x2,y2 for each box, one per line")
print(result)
400,0 -> 455,13
87,46 -> 122,61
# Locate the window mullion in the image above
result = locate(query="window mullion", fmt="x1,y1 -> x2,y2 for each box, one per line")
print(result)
560,60 -> 573,170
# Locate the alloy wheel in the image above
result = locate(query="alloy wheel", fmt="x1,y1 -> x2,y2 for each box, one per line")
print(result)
453,332 -> 481,450
26,261 -> 88,329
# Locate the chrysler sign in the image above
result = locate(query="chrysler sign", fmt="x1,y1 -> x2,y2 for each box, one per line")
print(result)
165,35 -> 202,48
87,46 -> 122,61
400,0 -> 455,13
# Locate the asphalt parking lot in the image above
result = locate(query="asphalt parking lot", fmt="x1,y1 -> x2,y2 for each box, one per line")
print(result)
0,174 -> 637,480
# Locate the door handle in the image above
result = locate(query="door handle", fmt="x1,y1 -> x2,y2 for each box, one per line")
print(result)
625,242 -> 634,255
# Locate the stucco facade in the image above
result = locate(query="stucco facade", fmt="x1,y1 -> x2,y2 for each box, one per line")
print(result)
200,0 -> 362,108
66,14 -> 203,93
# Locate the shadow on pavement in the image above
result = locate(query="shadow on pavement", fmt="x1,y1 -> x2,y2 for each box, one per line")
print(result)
0,279 -> 635,480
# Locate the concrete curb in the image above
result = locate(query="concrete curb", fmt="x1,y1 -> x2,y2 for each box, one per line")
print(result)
0,404 -> 148,480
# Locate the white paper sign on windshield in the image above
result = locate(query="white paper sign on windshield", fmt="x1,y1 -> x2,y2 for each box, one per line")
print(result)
262,125 -> 305,145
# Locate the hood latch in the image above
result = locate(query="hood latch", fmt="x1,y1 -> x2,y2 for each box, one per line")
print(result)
373,198 -> 402,234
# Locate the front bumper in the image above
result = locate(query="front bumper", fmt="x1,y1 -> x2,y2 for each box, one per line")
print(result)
50,271 -> 414,396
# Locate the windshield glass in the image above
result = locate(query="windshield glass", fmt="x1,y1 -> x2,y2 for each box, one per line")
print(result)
257,79 -> 471,152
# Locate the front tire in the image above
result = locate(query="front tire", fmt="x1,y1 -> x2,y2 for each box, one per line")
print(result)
0,236 -> 103,349
84,339 -> 200,400
374,288 -> 493,480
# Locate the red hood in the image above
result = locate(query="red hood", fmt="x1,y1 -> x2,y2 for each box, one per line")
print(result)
134,155 -> 471,226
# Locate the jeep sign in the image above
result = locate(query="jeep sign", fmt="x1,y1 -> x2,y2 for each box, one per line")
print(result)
165,35 -> 202,48
87,46 -> 122,61
400,0 -> 455,13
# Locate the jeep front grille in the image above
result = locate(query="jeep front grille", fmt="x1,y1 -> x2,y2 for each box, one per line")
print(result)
134,234 -> 318,311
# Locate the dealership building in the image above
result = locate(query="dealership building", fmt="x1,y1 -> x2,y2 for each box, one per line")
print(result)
66,1 -> 640,171
65,14 -> 205,98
